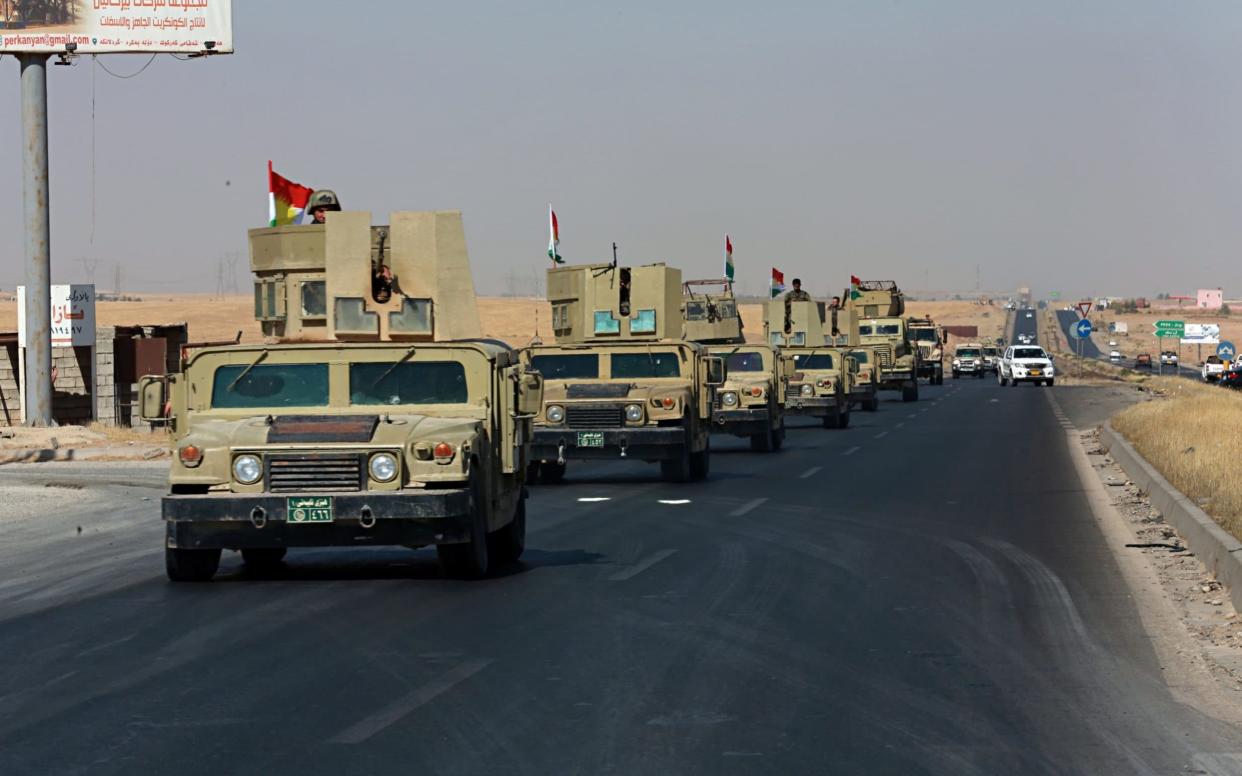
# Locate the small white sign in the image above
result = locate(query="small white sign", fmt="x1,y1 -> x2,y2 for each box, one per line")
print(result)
18,285 -> 96,348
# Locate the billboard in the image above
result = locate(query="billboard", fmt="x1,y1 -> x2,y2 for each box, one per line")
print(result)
0,1 -> 232,54
1181,323 -> 1220,346
17,284 -> 96,348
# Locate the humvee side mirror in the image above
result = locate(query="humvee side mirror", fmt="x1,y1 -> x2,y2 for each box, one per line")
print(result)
138,375 -> 167,422
705,356 -> 726,386
847,356 -> 859,374
516,370 -> 544,416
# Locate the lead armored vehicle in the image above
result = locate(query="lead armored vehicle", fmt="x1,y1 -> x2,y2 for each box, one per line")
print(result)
140,211 -> 543,581
523,262 -> 725,482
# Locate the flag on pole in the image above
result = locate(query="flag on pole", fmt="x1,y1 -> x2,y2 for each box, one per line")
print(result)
849,275 -> 863,300
770,267 -> 786,298
723,235 -> 734,282
547,205 -> 564,264
268,161 -> 314,227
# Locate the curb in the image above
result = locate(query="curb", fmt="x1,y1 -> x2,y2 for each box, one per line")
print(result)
1100,421 -> 1242,613
0,446 -> 169,465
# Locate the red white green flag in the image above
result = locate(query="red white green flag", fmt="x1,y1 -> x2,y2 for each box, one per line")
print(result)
268,161 -> 314,226
770,267 -> 786,298
548,204 -> 564,265
724,235 -> 734,281
850,274 -> 863,300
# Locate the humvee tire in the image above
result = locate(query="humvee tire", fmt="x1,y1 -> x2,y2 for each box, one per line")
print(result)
166,547 -> 221,583
539,461 -> 567,485
772,422 -> 785,450
865,394 -> 880,412
689,446 -> 710,480
488,497 -> 526,566
750,431 -> 775,452
902,381 -> 919,402
241,548 -> 287,569
437,476 -> 490,579
661,447 -> 693,482
839,406 -> 851,428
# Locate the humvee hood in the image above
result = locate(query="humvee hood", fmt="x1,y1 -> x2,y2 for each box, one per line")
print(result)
193,414 -> 482,448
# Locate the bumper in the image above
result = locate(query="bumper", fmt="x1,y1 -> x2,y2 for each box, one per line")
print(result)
532,426 -> 688,461
1011,372 -> 1053,382
784,395 -> 838,417
953,364 -> 982,373
712,407 -> 771,436
162,489 -> 473,550
878,369 -> 913,387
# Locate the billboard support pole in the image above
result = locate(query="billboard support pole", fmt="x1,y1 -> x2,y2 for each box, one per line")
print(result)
19,54 -> 52,426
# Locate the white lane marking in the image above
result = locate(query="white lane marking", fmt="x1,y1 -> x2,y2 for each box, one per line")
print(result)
658,499 -> 691,505
873,431 -> 888,439
730,497 -> 768,516
895,422 -> 905,429
577,497 -> 611,502
330,659 -> 492,744
842,446 -> 860,456
610,549 -> 678,581
907,414 -> 917,419
799,466 -> 822,479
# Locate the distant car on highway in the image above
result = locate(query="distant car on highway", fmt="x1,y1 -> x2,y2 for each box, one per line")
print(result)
999,345 -> 1055,386
1203,355 -> 1225,383
1109,350 -> 1122,363
981,346 -> 1000,373
1108,340 -> 1118,347
1160,351 -> 1179,366
1135,353 -> 1152,369
952,344 -> 985,379
1025,312 -> 1033,319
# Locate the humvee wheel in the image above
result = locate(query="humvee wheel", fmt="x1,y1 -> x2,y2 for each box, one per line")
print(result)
838,406 -> 851,428
661,448 -> 692,482
772,422 -> 785,450
241,548 -> 287,569
539,461 -> 567,485
689,445 -> 711,480
864,393 -> 879,412
750,431 -> 774,452
525,461 -> 542,485
437,476 -> 490,579
902,381 -> 919,402
488,497 -> 526,567
166,547 -> 221,583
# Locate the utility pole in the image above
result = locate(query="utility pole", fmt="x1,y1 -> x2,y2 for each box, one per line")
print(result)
20,54 -> 52,426
113,264 -> 123,297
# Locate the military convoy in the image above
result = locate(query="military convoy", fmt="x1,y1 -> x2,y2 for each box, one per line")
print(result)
139,211 -> 543,581
843,280 -> 922,402
907,317 -> 946,385
764,296 -> 859,428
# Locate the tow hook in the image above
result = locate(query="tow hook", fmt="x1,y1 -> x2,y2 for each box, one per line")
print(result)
557,441 -> 566,466
359,505 -> 376,529
619,438 -> 628,458
250,506 -> 267,529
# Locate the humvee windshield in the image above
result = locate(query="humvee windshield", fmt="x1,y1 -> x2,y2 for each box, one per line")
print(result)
792,352 -> 835,370
725,352 -> 766,372
849,350 -> 869,363
212,364 -> 330,409
350,362 -> 469,405
859,323 -> 902,336
912,329 -> 938,342
611,352 -> 681,378
531,354 -> 600,380
957,348 -> 981,357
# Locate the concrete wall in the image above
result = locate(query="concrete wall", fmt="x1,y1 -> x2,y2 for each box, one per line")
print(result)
1197,289 -> 1224,309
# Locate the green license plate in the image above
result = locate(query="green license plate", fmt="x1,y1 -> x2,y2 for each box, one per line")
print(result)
577,432 -> 605,448
287,496 -> 334,524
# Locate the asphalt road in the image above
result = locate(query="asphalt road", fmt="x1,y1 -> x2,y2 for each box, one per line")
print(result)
2,320 -> 1242,774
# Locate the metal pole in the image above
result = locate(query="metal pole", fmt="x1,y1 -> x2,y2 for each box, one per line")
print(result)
20,54 -> 52,426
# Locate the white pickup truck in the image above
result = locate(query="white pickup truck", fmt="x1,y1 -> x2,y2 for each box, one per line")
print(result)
999,345 -> 1056,387
1203,355 -> 1226,383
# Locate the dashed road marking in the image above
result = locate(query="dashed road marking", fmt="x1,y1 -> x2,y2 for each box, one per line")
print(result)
874,431 -> 889,439
799,466 -> 822,479
331,659 -> 492,744
842,446 -> 860,456
578,497 -> 611,503
730,497 -> 768,516
658,499 -> 691,505
907,414 -> 917,419
895,422 -> 905,429
610,549 -> 678,581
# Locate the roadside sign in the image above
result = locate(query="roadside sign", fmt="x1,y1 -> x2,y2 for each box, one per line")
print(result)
1182,323 -> 1220,346
1049,291 -> 1061,300
17,284 -> 96,348
1154,319 -> 1185,333
1075,302 -> 1094,318
1073,319 -> 1094,339
1218,341 -> 1237,360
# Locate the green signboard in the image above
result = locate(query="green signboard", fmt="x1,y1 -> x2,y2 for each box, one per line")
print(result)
1154,320 -> 1185,332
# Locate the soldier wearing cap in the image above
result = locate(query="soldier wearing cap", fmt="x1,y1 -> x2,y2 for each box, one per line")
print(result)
306,190 -> 342,224
785,278 -> 812,302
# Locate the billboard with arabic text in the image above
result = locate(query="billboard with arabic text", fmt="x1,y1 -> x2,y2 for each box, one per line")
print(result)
0,1 -> 232,54
17,285 -> 95,348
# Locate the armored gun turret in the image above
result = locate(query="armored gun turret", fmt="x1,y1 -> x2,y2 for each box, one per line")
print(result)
681,279 -> 744,345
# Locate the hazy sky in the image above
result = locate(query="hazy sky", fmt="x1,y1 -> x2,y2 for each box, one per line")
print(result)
2,1 -> 1241,299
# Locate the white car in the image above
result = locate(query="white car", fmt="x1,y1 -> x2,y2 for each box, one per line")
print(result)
1025,312 -> 1033,319
999,345 -> 1055,387
1109,350 -> 1121,362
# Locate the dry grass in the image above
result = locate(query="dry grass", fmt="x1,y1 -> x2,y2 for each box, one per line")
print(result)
1112,379 -> 1242,539
86,422 -> 169,446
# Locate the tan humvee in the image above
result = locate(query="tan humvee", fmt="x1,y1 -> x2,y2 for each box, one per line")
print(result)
764,296 -> 858,428
841,280 -> 922,402
681,279 -> 786,451
907,316 -> 946,385
139,211 -> 543,582
521,263 -> 725,482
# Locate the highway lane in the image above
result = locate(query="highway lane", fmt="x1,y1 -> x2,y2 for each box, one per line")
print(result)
2,362 -> 1242,773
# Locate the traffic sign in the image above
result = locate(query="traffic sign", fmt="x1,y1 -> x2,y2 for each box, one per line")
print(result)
1073,319 -> 1094,339
1075,302 -> 1094,318
1219,341 -> 1237,360
1049,291 -> 1061,300
1154,319 -> 1185,333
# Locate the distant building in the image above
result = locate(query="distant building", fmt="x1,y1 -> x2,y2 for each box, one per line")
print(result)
1197,288 -> 1224,309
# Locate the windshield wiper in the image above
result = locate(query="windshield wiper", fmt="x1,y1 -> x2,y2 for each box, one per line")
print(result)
226,350 -> 268,392
370,347 -> 418,389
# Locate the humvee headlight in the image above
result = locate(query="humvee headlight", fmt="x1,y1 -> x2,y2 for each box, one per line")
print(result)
546,404 -> 565,423
625,403 -> 644,422
720,391 -> 739,407
369,453 -> 398,482
232,454 -> 261,485
800,384 -> 815,397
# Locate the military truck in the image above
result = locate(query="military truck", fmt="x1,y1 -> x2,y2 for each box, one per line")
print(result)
908,316 -> 945,385
765,295 -> 857,428
682,279 -> 786,451
843,280 -> 921,402
522,263 -> 726,483
138,211 -> 543,582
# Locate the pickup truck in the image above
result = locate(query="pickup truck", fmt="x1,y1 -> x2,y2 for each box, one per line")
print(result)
1203,355 -> 1226,383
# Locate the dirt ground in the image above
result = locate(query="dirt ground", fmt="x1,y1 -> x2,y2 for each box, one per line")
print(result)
0,296 -> 1005,349
1083,307 -> 1241,363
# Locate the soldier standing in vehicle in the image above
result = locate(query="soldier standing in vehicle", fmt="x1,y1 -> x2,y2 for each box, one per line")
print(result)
785,278 -> 812,302
306,190 -> 342,224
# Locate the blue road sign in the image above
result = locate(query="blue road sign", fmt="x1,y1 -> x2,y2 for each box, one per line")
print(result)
1073,319 -> 1093,339
1218,341 -> 1236,360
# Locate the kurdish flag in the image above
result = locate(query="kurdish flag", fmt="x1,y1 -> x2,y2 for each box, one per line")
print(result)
850,274 -> 863,300
268,161 -> 314,227
723,235 -> 734,281
548,204 -> 564,264
770,267 -> 786,298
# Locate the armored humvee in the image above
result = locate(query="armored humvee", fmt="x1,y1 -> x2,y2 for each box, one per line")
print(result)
765,295 -> 858,428
842,280 -> 921,402
138,211 -> 543,582
682,279 -> 786,451
522,263 -> 725,482
907,316 -> 945,385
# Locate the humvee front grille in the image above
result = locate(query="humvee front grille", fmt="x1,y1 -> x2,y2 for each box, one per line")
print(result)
266,453 -> 365,493
874,347 -> 894,367
786,384 -> 804,400
566,405 -> 623,428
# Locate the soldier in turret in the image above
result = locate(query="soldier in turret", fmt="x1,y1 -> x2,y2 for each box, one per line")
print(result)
786,278 -> 812,302
306,190 -> 342,224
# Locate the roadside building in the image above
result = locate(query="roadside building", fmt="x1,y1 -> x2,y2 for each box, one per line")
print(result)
1197,288 -> 1224,309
